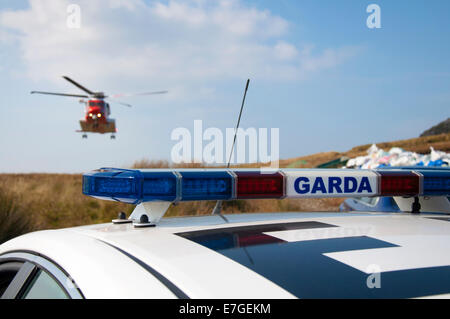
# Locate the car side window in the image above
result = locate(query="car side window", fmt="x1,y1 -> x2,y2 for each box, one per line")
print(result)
0,262 -> 23,297
0,252 -> 83,299
20,269 -> 69,299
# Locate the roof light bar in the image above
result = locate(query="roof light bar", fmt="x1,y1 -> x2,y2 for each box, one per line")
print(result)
82,167 -> 450,204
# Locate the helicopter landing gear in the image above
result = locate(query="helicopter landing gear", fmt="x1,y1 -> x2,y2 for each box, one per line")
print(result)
110,134 -> 116,140
82,134 -> 88,139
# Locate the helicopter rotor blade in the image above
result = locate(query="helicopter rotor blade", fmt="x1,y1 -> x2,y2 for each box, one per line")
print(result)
31,91 -> 89,98
110,90 -> 168,99
106,98 -> 132,107
62,76 -> 95,95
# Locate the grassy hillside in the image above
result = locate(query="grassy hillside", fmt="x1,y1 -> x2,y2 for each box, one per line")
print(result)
0,133 -> 449,243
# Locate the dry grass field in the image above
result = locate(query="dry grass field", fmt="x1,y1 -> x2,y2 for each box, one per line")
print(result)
0,133 -> 449,243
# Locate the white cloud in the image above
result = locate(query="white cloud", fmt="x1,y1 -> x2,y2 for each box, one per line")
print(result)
274,41 -> 298,61
0,0 -> 360,90
299,45 -> 362,73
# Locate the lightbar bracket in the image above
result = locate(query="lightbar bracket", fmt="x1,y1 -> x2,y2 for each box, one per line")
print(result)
394,196 -> 450,214
129,201 -> 172,226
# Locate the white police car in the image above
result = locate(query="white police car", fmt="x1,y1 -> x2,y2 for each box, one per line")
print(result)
0,168 -> 449,299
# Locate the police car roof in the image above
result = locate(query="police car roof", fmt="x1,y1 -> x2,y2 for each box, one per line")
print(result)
2,211 -> 450,298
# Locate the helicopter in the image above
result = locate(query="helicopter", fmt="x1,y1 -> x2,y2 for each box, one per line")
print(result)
31,76 -> 168,139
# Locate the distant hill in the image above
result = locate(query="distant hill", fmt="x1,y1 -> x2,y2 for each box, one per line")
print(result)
420,118 -> 450,137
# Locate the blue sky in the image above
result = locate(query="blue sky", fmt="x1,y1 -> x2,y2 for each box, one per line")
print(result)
0,0 -> 449,173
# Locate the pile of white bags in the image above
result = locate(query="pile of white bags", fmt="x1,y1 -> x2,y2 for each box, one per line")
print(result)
345,144 -> 450,169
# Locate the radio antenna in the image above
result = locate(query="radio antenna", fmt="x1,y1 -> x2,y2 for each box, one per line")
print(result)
212,79 -> 250,219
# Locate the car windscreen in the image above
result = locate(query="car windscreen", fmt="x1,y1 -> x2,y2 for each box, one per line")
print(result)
177,221 -> 450,298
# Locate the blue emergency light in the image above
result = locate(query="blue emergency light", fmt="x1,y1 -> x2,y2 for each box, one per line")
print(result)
419,170 -> 450,196
179,171 -> 233,201
82,168 -> 141,204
